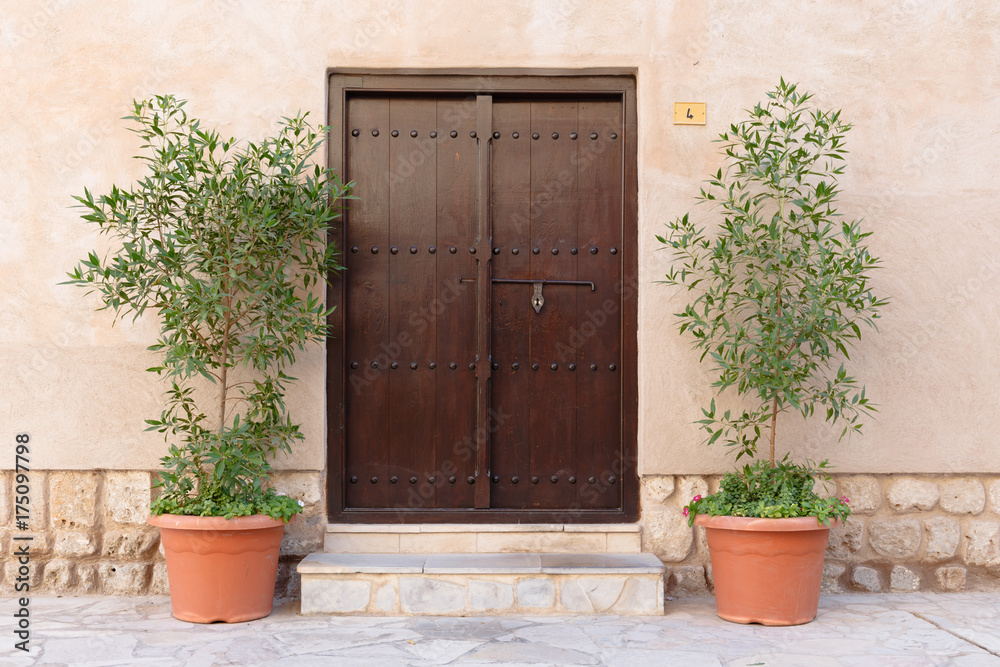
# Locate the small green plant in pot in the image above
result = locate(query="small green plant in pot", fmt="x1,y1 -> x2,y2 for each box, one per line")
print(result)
658,79 -> 887,625
67,95 -> 352,622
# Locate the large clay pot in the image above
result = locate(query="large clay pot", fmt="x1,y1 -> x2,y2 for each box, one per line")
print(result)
694,514 -> 835,626
147,514 -> 285,623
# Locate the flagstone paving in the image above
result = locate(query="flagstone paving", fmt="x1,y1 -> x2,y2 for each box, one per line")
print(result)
2,592 -> 999,665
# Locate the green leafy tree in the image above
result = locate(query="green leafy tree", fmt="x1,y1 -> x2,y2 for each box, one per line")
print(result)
67,95 -> 352,520
659,79 -> 888,466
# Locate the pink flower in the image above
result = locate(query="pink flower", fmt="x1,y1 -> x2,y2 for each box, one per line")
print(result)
692,495 -> 702,503
840,496 -> 850,504
683,507 -> 690,517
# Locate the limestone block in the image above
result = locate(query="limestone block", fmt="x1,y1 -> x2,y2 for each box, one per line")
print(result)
43,559 -> 75,593
8,471 -> 47,529
889,566 -> 920,592
940,479 -> 986,514
640,476 -> 675,510
12,533 -> 51,556
936,566 -> 967,591
837,476 -> 881,514
669,565 -> 707,594
302,579 -> 371,613
869,518 -> 922,558
375,584 -> 396,612
400,532 -> 477,553
324,532 -> 399,553
826,517 -> 864,559
606,532 -> 642,553
887,478 -> 939,512
0,472 -> 10,524
641,508 -> 693,562
989,480 -> 1000,513
102,529 -> 159,559
4,559 -> 42,591
77,564 -> 98,593
55,531 -> 97,557
963,520 -> 1000,565
269,471 -> 323,510
49,471 -> 99,529
923,517 -> 960,562
399,577 -> 466,613
150,562 -> 169,595
99,562 -> 150,595
676,476 -> 709,507
611,577 -> 662,614
281,514 -> 324,556
516,577 -> 555,608
469,580 -> 514,611
560,576 -> 626,612
105,471 -> 151,525
822,562 -> 846,593
851,565 -> 882,592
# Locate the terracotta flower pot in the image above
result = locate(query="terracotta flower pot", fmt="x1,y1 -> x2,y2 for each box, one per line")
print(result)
148,513 -> 286,623
694,514 -> 836,626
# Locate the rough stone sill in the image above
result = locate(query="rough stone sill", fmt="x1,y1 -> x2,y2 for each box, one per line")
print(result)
325,523 -> 641,534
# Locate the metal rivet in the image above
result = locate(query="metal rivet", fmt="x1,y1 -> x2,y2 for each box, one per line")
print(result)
449,362 -> 457,370
570,132 -> 578,140
570,247 -> 578,255
410,362 -> 418,370
609,476 -> 617,484
371,361 -> 379,369
469,246 -> 476,254
390,246 -> 399,255
551,475 -> 558,483
590,247 -> 598,254
450,130 -> 458,138
609,363 -> 617,371
531,363 -> 539,371
429,362 -> 436,369
550,363 -> 558,370
430,130 -> 437,138
512,247 -> 519,255
410,246 -> 418,254
390,362 -> 398,369
429,246 -> 436,254
351,129 -> 359,137
492,475 -> 500,483
610,247 -> 618,255
512,476 -> 519,484
429,476 -> 436,483
371,246 -> 379,254
351,246 -> 358,253
493,131 -> 500,139
372,129 -> 379,137
532,247 -> 540,255
552,132 -> 559,140
568,363 -> 576,371
590,132 -> 598,140
469,362 -> 476,370
470,131 -> 477,138
569,476 -> 577,484
588,476 -> 597,484
409,476 -> 417,484
371,476 -> 378,484
390,475 -> 398,484
449,476 -> 457,483
590,363 -> 598,371
531,476 -> 539,484
610,132 -> 618,140
350,362 -> 359,369
493,247 -> 500,255
492,362 -> 499,370
467,476 -> 476,484
350,476 -> 358,483
551,248 -> 559,255
391,130 -> 399,137
410,130 -> 418,138
512,362 -> 519,370
449,246 -> 457,254
512,132 -> 520,139
532,132 -> 540,140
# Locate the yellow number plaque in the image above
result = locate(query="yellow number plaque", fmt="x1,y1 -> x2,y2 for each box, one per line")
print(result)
673,103 -> 707,125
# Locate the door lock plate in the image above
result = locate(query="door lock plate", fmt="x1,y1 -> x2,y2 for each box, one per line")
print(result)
531,282 -> 544,313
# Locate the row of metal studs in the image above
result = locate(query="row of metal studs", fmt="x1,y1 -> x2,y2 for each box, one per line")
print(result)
351,129 -> 618,140
349,361 -> 617,371
351,246 -> 618,255
348,474 -> 616,485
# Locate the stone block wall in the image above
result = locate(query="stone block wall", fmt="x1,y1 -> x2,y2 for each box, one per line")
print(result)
640,474 -> 1000,596
0,470 -> 324,597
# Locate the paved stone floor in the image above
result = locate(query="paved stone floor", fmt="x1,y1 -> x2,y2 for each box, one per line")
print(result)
2,593 -> 1000,666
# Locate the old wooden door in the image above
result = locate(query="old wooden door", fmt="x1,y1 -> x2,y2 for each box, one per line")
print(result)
327,74 -> 637,523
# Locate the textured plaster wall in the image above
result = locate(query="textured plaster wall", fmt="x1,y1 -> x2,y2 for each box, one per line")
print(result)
2,1 -> 998,475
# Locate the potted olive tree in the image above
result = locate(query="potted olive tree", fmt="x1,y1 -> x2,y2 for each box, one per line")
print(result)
658,80 -> 887,625
67,95 -> 351,622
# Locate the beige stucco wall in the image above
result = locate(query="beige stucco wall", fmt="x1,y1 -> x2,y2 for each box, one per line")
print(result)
2,1 -> 998,475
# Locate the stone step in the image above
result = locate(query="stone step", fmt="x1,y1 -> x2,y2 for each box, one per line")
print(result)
298,552 -> 665,616
324,523 -> 642,554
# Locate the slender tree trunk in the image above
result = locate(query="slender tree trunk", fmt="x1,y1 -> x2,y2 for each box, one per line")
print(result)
768,395 -> 777,465
219,289 -> 231,432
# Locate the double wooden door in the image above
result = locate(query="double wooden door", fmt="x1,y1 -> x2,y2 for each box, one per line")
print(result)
328,75 -> 637,522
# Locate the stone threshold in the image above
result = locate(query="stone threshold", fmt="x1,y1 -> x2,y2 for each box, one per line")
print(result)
325,523 -> 641,533
298,552 -> 665,616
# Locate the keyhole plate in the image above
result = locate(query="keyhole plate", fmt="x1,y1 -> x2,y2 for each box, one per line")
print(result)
531,282 -> 544,313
